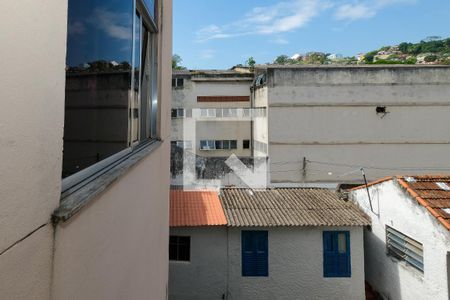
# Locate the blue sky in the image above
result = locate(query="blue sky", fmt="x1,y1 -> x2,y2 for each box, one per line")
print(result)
173,0 -> 450,69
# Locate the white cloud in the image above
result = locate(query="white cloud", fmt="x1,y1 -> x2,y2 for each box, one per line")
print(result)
200,49 -> 216,60
270,36 -> 290,45
335,0 -> 417,21
90,8 -> 132,40
196,0 -> 333,42
68,21 -> 86,35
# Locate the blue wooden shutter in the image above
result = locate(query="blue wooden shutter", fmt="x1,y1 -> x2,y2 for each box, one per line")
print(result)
323,231 -> 351,277
242,231 -> 255,276
242,231 -> 268,277
255,231 -> 268,276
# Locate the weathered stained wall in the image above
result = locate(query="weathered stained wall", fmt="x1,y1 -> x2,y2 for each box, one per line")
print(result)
254,66 -> 450,183
169,226 -> 365,300
169,227 -> 228,300
0,0 -> 67,298
227,227 -> 365,300
350,180 -> 450,300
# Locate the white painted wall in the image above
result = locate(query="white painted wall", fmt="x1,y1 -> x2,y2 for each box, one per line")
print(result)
52,1 -> 172,299
0,0 -> 172,298
228,227 -> 365,300
0,0 -> 67,298
350,180 -> 450,300
169,227 -> 228,300
253,66 -> 450,183
172,78 -> 253,157
169,226 -> 365,300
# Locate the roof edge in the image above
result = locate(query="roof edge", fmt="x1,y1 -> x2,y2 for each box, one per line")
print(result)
396,178 -> 450,231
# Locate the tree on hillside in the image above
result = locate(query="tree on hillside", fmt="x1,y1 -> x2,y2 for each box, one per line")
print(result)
274,55 -> 291,65
172,54 -> 186,70
246,57 -> 256,69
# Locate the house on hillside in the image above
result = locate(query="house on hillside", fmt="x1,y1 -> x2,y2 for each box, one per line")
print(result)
350,175 -> 450,300
169,188 -> 370,300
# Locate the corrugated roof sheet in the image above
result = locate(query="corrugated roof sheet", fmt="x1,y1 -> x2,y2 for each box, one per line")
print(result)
170,190 -> 227,227
352,175 -> 450,231
219,188 -> 370,227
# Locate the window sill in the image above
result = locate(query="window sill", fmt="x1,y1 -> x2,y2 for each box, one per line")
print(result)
53,140 -> 162,223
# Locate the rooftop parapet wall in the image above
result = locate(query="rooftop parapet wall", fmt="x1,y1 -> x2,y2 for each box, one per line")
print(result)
257,66 -> 450,106
259,65 -> 450,86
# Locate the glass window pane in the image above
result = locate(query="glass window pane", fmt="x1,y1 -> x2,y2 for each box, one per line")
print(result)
230,140 -> 237,149
64,0 -> 133,178
143,0 -> 155,19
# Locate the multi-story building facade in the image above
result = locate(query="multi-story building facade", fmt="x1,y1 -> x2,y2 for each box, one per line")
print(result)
252,65 -> 450,185
0,0 -> 172,299
171,69 -> 255,183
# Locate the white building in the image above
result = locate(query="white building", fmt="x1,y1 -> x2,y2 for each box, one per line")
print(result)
0,0 -> 172,298
252,65 -> 450,185
169,188 -> 370,300
350,175 -> 450,300
172,69 -> 254,157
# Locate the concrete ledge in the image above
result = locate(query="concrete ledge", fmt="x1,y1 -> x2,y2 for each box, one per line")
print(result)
53,141 -> 162,223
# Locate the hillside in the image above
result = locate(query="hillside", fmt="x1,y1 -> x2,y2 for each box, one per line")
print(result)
270,37 -> 450,66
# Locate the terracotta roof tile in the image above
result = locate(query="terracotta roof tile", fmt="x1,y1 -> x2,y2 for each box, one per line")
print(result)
219,188 -> 370,227
170,190 -> 227,227
353,175 -> 450,231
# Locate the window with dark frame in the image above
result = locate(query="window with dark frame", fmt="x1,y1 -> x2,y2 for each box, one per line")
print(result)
243,140 -> 250,149
169,236 -> 190,261
62,0 -> 158,190
172,77 -> 184,88
242,231 -> 268,277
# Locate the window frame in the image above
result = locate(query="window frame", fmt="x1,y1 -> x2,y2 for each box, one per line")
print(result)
61,0 -> 159,194
169,235 -> 191,262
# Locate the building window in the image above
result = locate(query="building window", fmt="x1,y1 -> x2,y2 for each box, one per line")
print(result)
171,108 -> 186,118
242,231 -> 268,277
386,226 -> 424,272
200,140 -> 215,150
200,140 -> 237,150
172,140 -> 192,150
63,0 -> 158,190
243,140 -> 250,149
323,231 -> 351,277
172,78 -> 184,88
169,236 -> 190,261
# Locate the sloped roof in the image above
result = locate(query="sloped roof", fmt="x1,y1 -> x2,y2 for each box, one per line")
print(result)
170,190 -> 227,227
352,175 -> 450,231
219,188 -> 370,227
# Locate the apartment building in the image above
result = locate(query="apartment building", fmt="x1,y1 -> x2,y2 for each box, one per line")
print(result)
252,65 -> 450,185
171,69 -> 257,183
0,0 -> 172,299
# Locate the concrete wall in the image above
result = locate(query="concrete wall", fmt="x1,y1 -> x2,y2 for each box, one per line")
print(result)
169,227 -> 228,300
350,180 -> 450,300
254,66 -> 450,183
52,0 -> 173,299
169,226 -> 365,300
0,0 -> 172,299
228,227 -> 365,300
0,0 -> 67,298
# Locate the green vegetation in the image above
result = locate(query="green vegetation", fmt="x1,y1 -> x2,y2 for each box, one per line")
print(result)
172,54 -> 187,70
